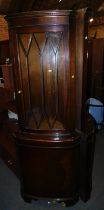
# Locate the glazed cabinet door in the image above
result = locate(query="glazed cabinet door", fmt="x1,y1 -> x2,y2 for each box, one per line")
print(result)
12,26 -> 71,131
7,10 -> 87,132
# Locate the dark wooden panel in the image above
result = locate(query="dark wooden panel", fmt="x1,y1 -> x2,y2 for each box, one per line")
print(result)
16,136 -> 80,199
87,38 -> 104,103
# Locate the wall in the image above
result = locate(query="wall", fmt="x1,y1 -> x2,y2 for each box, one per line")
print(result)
0,15 -> 9,41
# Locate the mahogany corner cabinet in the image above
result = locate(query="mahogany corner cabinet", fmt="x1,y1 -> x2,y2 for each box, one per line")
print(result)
6,9 -> 96,206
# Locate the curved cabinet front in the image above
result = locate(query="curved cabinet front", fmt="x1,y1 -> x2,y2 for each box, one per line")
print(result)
15,131 -> 80,204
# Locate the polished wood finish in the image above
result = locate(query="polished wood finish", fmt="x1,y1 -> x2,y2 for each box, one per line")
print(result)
7,10 -> 75,131
87,38 -> 104,103
6,9 -> 96,206
6,9 -> 88,131
15,131 -> 80,203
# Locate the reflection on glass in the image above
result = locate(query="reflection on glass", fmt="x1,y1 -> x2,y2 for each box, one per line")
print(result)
18,32 -> 67,130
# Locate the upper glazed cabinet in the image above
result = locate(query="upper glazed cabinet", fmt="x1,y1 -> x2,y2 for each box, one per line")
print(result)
6,9 -> 88,133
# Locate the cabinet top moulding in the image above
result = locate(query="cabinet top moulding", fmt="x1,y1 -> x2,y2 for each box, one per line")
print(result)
5,9 -> 87,28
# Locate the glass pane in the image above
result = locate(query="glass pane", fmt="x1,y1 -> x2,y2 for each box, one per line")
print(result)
19,35 -> 31,124
18,31 -> 67,130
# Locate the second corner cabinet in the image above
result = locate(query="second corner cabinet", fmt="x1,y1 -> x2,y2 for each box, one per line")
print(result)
6,9 -> 96,206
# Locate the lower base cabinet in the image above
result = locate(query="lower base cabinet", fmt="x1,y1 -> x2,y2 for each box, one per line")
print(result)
14,116 -> 95,206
